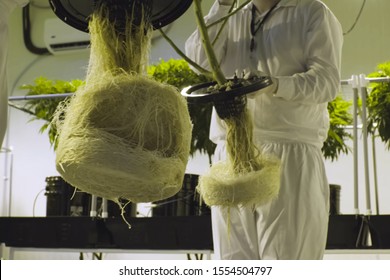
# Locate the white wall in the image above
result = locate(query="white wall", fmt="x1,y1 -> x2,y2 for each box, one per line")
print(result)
1,0 -> 390,259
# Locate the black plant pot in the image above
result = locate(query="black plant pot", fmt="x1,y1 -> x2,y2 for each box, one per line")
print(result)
45,176 -> 135,218
329,184 -> 341,215
181,75 -> 273,119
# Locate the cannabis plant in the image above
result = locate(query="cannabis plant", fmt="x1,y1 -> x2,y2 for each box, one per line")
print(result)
322,95 -> 353,161
10,77 -> 83,147
367,61 -> 390,149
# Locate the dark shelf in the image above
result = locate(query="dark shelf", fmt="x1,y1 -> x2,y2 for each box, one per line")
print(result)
0,216 -> 212,250
1,215 -> 389,251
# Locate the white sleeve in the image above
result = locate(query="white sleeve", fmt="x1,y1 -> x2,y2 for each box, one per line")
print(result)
184,0 -> 231,72
275,4 -> 343,104
1,0 -> 29,22
0,0 -> 29,147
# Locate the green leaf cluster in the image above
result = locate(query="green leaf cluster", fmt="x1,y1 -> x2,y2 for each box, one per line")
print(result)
322,95 -> 353,161
148,59 -> 216,161
367,61 -> 390,149
148,58 -> 210,89
17,60 -> 356,162
16,77 -> 84,147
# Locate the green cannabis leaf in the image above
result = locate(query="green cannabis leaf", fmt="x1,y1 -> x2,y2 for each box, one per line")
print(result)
16,77 -> 84,148
322,95 -> 353,161
16,60 -> 356,162
367,61 -> 390,149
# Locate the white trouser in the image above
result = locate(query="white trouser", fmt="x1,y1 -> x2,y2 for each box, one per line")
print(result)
211,141 -> 330,260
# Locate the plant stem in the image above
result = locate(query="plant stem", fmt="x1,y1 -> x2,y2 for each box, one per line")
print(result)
193,0 -> 227,85
158,28 -> 213,79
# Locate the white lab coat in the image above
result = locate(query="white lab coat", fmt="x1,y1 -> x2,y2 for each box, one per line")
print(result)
185,0 -> 343,259
0,0 -> 29,148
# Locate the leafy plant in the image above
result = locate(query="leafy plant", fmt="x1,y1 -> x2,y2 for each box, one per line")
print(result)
15,61 -> 353,162
322,95 -> 353,161
367,61 -> 390,149
11,77 -> 83,147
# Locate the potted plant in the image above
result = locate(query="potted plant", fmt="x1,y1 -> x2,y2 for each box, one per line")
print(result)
323,95 -> 353,215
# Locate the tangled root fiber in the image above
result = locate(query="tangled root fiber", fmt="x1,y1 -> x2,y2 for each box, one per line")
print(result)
197,106 -> 281,207
54,3 -> 192,203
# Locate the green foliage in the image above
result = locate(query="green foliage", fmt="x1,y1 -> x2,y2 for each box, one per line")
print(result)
18,60 -> 355,162
18,77 -> 84,147
322,95 -> 353,161
148,59 -> 216,161
148,58 -> 210,89
367,61 -> 390,149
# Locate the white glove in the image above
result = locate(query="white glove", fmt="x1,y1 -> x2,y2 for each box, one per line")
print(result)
218,0 -> 235,6
243,70 -> 279,99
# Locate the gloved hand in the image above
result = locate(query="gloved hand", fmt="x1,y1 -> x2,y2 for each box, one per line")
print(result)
218,0 -> 235,6
243,69 -> 279,99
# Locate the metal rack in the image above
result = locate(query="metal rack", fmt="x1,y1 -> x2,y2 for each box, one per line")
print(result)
341,75 -> 390,214
341,74 -> 390,247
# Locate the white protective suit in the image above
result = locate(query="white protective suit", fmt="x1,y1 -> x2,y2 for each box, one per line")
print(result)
0,0 -> 29,148
185,0 -> 343,259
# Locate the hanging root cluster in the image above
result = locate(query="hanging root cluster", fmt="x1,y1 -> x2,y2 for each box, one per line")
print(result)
197,107 -> 281,207
54,3 -> 192,204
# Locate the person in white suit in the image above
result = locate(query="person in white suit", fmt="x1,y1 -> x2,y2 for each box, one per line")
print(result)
186,0 -> 343,259
0,0 -> 30,148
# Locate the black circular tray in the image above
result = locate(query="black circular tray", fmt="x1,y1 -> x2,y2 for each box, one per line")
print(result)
49,0 -> 193,32
181,76 -> 273,104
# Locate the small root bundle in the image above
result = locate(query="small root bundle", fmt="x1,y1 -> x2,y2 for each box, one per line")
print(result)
197,106 -> 281,207
54,3 -> 191,203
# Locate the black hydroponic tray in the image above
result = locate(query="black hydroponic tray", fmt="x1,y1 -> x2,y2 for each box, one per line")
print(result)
181,76 -> 273,104
49,0 -> 193,32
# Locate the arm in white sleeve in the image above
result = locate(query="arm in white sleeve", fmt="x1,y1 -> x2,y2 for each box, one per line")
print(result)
0,0 -> 30,147
275,4 -> 343,105
185,0 -> 232,72
1,0 -> 29,23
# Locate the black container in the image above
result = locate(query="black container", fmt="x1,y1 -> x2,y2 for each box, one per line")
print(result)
44,176 -> 135,217
329,184 -> 341,215
45,176 -> 68,216
326,214 -> 362,249
152,174 -> 210,217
